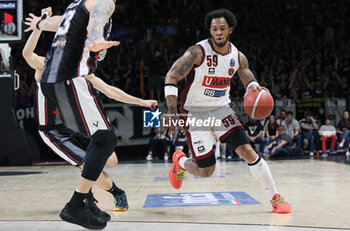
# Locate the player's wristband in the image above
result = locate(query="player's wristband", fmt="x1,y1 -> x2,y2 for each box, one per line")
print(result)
164,84 -> 178,97
36,12 -> 48,30
246,81 -> 260,90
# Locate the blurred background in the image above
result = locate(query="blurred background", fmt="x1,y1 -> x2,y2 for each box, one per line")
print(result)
2,0 -> 349,165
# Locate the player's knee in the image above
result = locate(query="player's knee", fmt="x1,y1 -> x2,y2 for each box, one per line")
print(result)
198,166 -> 215,178
105,153 -> 118,168
91,128 -> 117,157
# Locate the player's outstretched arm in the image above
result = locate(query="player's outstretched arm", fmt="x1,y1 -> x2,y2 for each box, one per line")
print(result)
164,45 -> 203,134
24,7 -> 61,32
85,74 -> 157,109
23,8 -> 52,72
85,0 -> 119,52
22,30 -> 45,72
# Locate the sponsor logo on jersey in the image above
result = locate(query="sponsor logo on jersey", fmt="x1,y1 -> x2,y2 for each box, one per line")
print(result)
228,68 -> 235,76
208,68 -> 215,74
93,121 -> 99,127
202,76 -> 231,89
204,88 -> 226,97
197,146 -> 206,153
194,140 -> 204,145
230,58 -> 235,67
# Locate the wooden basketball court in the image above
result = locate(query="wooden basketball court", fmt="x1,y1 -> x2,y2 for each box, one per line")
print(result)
0,157 -> 349,230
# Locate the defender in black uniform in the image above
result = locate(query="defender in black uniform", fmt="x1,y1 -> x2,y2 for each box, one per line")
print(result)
25,0 -> 121,229
24,7 -> 151,216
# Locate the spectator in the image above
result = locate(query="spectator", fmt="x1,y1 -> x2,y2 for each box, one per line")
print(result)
245,118 -> 265,155
281,111 -> 301,148
337,111 -> 350,155
277,111 -> 287,125
145,51 -> 165,101
264,125 -> 293,159
146,128 -> 170,161
264,115 -> 279,146
319,116 -> 337,156
300,112 -> 319,156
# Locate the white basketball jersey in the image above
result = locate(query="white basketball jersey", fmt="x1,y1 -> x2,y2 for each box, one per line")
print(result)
180,39 -> 240,112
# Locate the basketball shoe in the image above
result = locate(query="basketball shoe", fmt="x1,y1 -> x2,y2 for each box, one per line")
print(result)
168,150 -> 187,189
113,192 -> 129,212
87,193 -> 111,221
60,199 -> 107,230
270,194 -> 292,213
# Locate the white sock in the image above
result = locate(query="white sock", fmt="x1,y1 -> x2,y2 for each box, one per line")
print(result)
178,156 -> 188,169
215,141 -> 220,158
248,156 -> 278,200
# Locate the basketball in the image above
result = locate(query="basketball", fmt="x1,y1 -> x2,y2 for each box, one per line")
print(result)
244,89 -> 274,119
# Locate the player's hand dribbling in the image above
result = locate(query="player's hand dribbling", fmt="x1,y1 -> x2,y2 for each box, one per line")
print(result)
85,38 -> 120,52
244,85 -> 269,99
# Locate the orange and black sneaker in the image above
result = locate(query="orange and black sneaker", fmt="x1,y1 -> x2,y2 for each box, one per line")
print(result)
168,150 -> 187,189
270,194 -> 292,213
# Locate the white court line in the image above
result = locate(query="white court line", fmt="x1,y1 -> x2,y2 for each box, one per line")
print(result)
0,221 -> 348,231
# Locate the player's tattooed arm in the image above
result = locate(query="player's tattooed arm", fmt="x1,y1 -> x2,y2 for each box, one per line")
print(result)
165,45 -> 203,85
237,52 -> 258,88
164,45 -> 203,112
87,0 -> 115,43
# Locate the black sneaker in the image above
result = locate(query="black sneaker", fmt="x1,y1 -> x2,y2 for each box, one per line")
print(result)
87,194 -> 111,221
59,201 -> 107,230
113,192 -> 129,212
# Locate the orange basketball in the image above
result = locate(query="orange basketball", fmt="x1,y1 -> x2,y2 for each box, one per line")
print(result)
244,89 -> 274,119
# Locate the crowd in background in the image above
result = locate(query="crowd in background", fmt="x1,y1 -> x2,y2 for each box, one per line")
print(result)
11,0 -> 350,109
146,109 -> 350,161
241,110 -> 350,159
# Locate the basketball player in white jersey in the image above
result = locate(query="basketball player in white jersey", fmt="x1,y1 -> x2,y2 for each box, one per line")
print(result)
165,9 -> 291,213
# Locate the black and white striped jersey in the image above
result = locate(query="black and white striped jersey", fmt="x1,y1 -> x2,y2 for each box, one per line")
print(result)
41,0 -> 112,83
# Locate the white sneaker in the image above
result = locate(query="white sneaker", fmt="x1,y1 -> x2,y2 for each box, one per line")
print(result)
346,150 -> 350,156
309,152 -> 314,156
146,154 -> 153,161
164,154 -> 169,161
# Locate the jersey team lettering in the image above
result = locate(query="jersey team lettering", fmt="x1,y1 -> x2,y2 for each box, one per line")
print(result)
202,76 -> 231,89
204,89 -> 226,97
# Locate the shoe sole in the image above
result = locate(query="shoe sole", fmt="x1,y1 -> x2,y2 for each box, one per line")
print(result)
113,207 -> 128,212
273,209 -> 292,214
272,205 -> 292,214
60,212 -> 107,230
